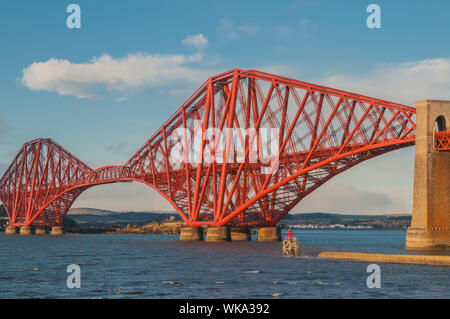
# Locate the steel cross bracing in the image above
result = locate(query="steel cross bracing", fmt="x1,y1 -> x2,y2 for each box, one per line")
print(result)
435,131 -> 450,151
0,69 -> 417,227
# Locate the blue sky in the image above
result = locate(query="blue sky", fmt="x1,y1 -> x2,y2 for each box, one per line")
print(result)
0,0 -> 449,214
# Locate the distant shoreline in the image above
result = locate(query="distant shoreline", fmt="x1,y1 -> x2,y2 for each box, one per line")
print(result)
1,207 -> 412,232
63,226 -> 408,235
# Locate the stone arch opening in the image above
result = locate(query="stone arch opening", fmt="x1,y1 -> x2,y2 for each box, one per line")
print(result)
434,115 -> 448,149
435,115 -> 447,132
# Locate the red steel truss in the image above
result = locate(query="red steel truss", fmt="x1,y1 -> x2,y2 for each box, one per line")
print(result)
0,69 -> 417,227
435,131 -> 450,151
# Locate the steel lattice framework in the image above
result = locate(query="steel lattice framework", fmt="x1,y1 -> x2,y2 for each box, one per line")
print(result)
435,131 -> 450,151
0,69 -> 417,227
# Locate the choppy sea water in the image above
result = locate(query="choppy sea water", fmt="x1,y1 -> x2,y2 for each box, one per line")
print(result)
0,230 -> 449,298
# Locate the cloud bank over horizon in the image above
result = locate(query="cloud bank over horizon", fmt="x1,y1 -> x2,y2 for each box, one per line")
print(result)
295,182 -> 411,215
71,181 -> 411,216
322,58 -> 450,105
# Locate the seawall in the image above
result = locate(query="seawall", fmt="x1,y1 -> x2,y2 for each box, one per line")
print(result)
318,251 -> 450,266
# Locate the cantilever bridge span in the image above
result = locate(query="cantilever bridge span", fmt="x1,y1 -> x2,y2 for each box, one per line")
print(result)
0,69 -> 417,228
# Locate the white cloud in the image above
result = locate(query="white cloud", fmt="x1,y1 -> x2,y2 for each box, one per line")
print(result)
167,88 -> 194,96
181,33 -> 208,50
217,19 -> 259,41
237,24 -> 259,36
106,142 -> 129,154
21,52 -> 212,99
322,58 -> 450,105
295,182 -> 398,215
218,19 -> 238,40
284,0 -> 310,13
275,26 -> 291,37
300,18 -> 309,26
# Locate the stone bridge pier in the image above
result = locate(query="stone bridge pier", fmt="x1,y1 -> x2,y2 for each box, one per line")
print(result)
406,100 -> 450,250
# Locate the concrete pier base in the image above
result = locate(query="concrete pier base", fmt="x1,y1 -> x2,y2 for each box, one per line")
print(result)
230,227 -> 251,241
257,227 -> 281,242
4,226 -> 18,235
406,228 -> 450,250
51,226 -> 64,235
19,226 -> 33,235
206,226 -> 230,242
35,227 -> 49,235
180,227 -> 204,241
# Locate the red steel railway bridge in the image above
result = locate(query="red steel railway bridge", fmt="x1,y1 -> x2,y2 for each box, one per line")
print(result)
0,69 -> 448,246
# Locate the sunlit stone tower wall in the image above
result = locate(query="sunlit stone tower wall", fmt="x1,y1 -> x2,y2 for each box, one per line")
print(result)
406,100 -> 450,249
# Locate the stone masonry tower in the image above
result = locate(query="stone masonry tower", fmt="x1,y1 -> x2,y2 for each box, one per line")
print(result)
406,100 -> 450,250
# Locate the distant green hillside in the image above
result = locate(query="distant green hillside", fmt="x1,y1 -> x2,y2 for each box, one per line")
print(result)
67,208 -> 180,228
